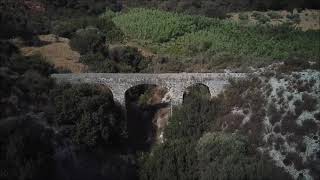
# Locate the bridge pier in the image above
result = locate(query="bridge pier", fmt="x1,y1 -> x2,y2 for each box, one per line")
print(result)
171,91 -> 184,105
108,85 -> 127,106
165,86 -> 184,106
112,90 -> 126,106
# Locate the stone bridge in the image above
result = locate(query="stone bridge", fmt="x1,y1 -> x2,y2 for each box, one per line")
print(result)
51,73 -> 246,105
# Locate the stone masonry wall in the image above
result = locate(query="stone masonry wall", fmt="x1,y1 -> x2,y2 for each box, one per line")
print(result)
51,73 -> 246,105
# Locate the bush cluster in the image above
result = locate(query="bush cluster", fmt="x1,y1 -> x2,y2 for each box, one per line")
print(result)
0,0 -> 49,39
41,0 -> 122,15
55,12 -> 149,73
52,16 -> 124,42
52,83 -> 126,147
139,82 -> 292,180
70,29 -> 149,73
70,27 -> 106,54
0,41 -> 56,180
0,41 -> 134,179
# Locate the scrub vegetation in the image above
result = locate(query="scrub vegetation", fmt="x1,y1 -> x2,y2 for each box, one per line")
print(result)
0,0 -> 319,180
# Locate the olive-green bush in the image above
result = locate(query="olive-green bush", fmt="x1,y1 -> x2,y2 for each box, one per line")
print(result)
139,139 -> 198,180
70,27 -> 106,54
52,83 -> 126,147
196,132 -> 292,180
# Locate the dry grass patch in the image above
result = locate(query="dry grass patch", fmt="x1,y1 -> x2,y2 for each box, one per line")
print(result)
20,34 -> 87,73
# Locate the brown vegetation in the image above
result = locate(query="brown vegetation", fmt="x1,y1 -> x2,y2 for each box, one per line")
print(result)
20,34 -> 87,73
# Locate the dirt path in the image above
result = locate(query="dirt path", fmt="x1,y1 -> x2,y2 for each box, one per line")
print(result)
20,34 -> 87,73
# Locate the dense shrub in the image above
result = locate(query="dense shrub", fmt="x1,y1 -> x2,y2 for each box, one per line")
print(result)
41,0 -> 122,15
267,103 -> 282,125
0,41 -> 56,180
51,20 -> 79,38
301,93 -> 318,111
52,16 -> 124,42
51,17 -> 100,38
89,60 -> 119,73
0,0 -> 49,38
139,139 -> 198,180
164,92 -> 217,140
77,44 -> 150,73
96,17 -> 125,42
51,83 -> 126,147
196,132 -> 292,180
109,46 -> 149,72
183,84 -> 211,104
0,117 -> 56,180
0,48 -> 55,120
79,52 -> 106,64
139,131 -> 291,180
1,41 -> 137,179
70,27 -> 106,54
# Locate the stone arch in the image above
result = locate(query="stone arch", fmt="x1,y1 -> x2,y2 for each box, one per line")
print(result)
125,83 -> 159,106
202,80 -> 228,97
124,83 -> 168,150
182,83 -> 211,103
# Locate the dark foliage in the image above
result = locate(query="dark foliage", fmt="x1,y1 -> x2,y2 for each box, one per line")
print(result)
76,44 -> 150,73
52,16 -> 124,41
0,41 -> 56,180
139,139 -> 198,180
0,41 -> 134,179
41,0 -> 122,15
109,46 -> 149,72
0,117 -> 56,180
139,83 -> 292,180
0,0 -> 49,39
51,83 -> 127,147
125,0 -> 320,18
70,27 -> 106,55
196,132 -> 292,180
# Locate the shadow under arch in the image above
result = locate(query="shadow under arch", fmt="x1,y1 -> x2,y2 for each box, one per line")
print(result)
183,83 -> 211,104
124,84 -> 168,151
97,84 -> 122,108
